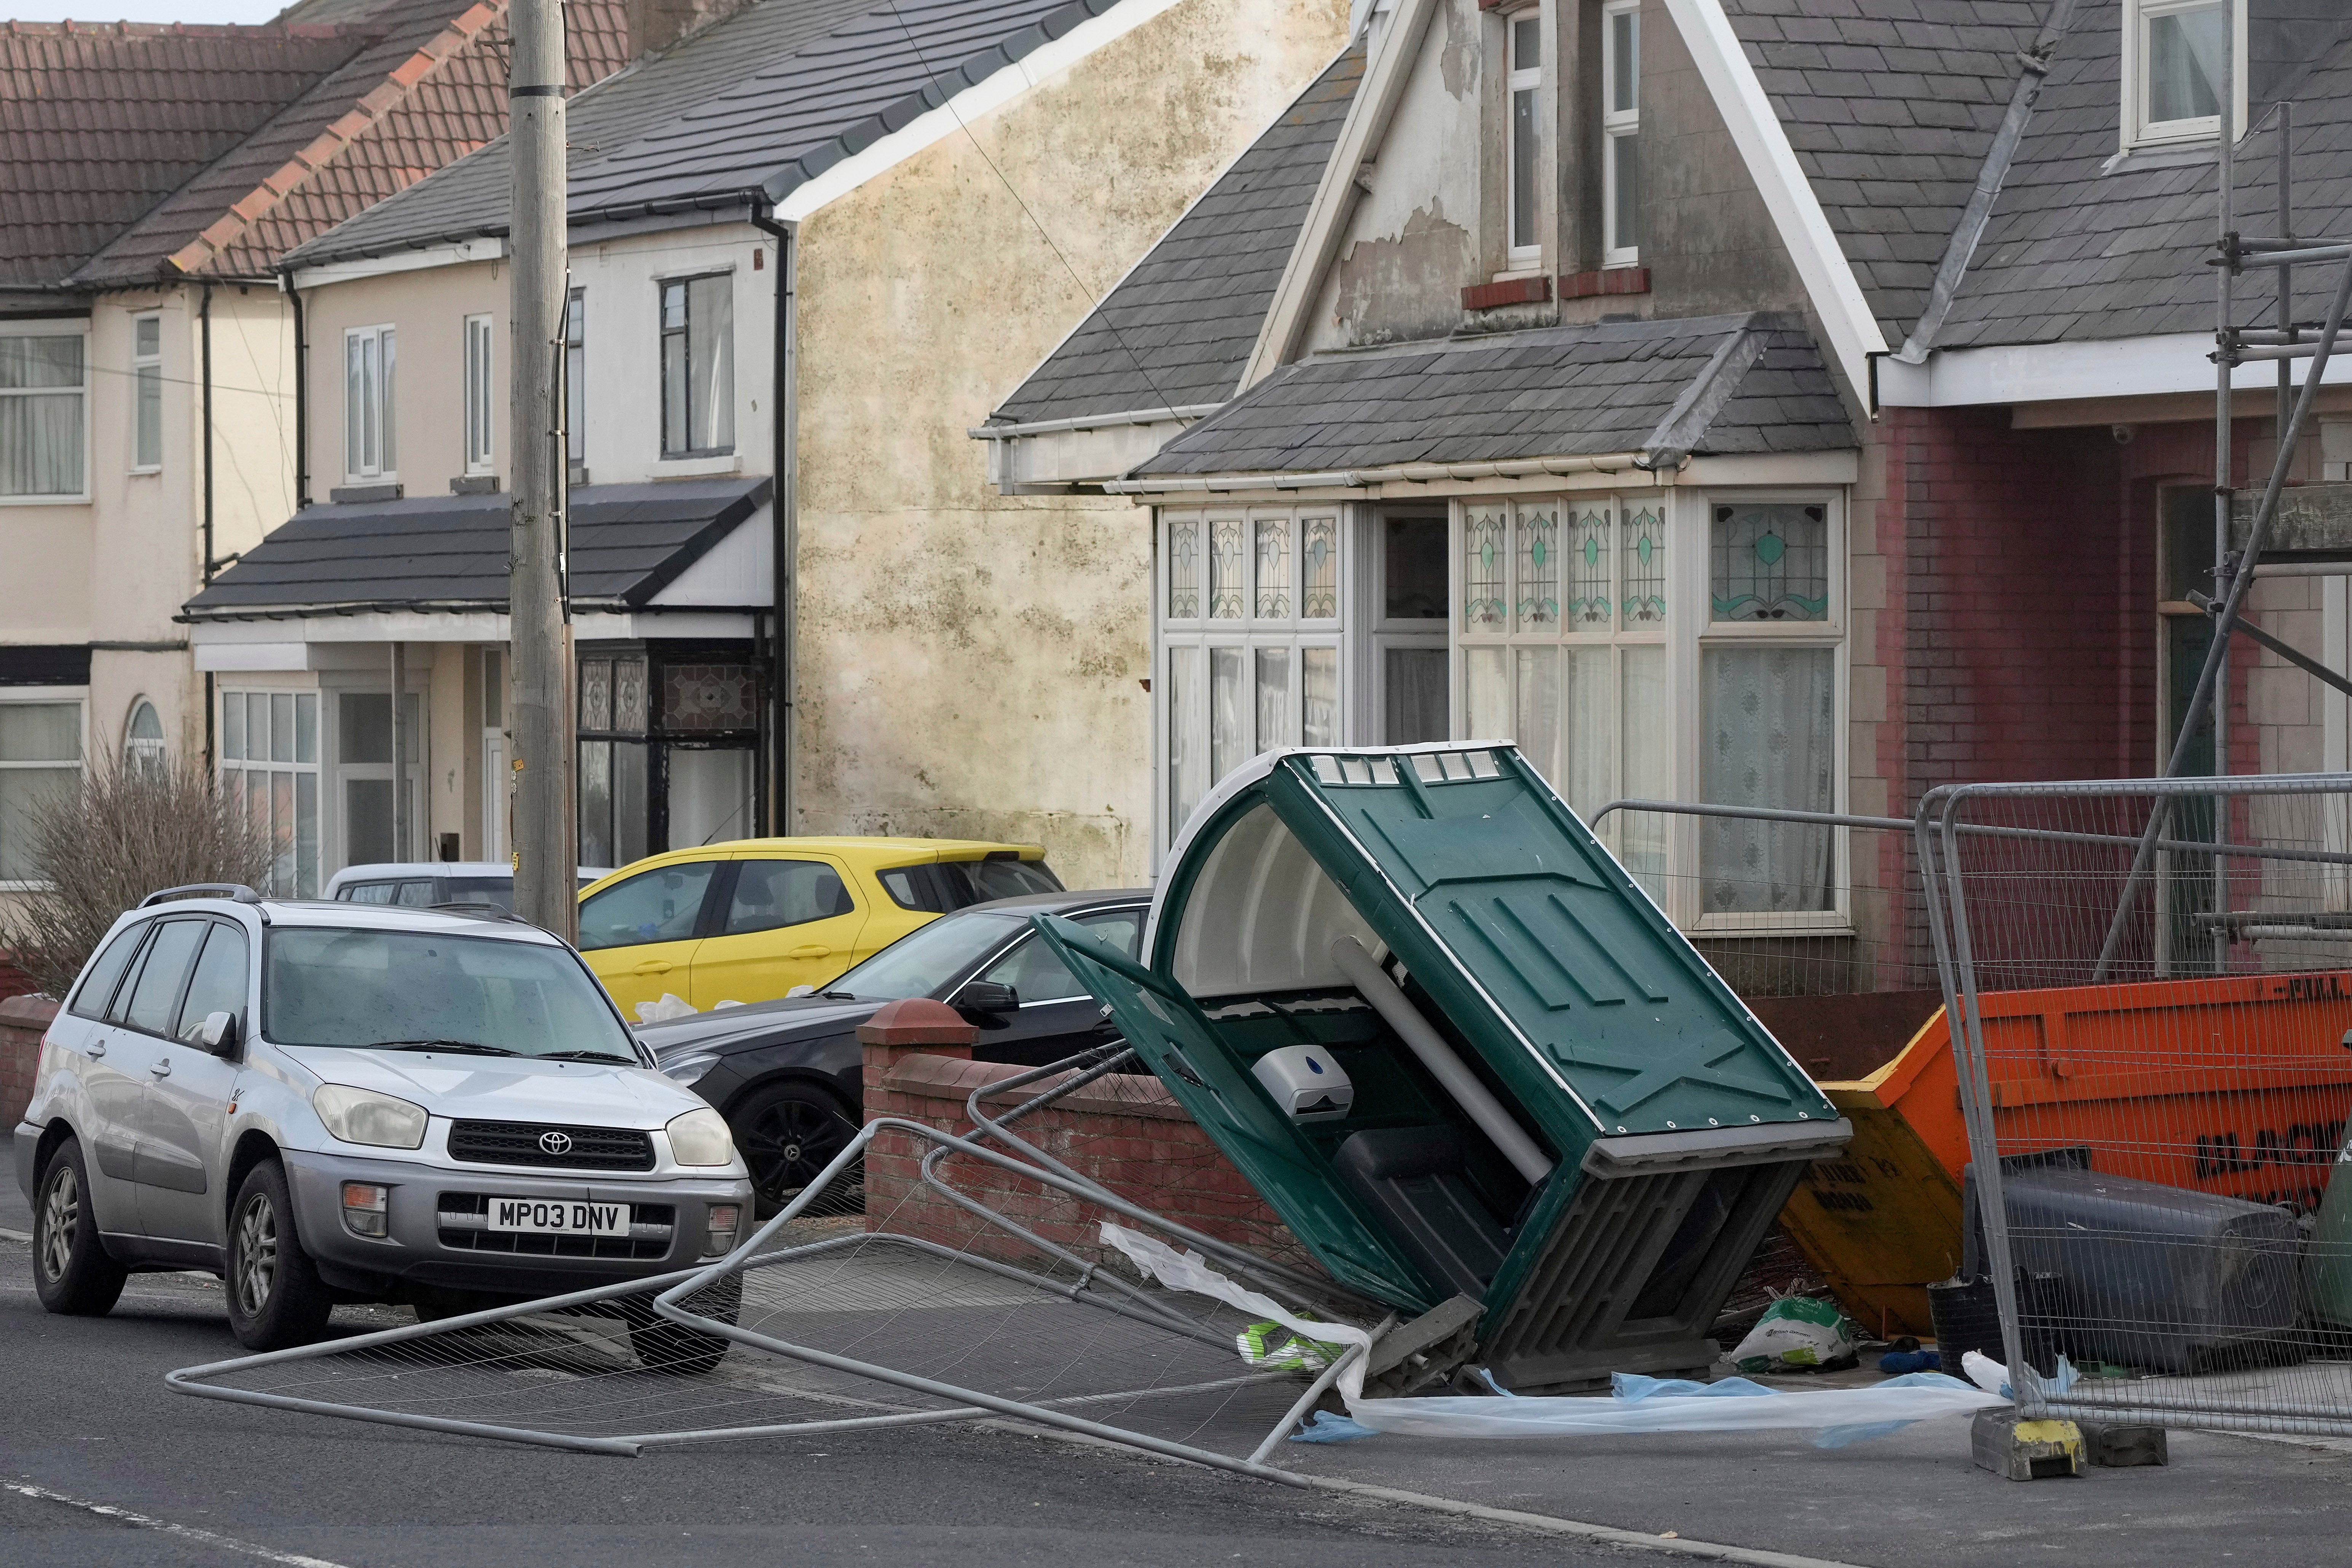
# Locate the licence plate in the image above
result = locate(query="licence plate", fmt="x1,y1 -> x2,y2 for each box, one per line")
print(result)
488,1198 -> 630,1235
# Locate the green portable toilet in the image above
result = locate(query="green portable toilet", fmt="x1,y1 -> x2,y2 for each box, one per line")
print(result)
1032,742 -> 1853,1390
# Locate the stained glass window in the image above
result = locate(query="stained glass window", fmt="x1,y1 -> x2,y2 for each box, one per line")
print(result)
1516,503 -> 1561,630
1564,504 -> 1609,627
1255,648 -> 1289,752
1167,518 -> 1200,618
1209,518 -> 1245,619
579,658 -> 612,731
1622,504 -> 1666,625
1711,503 -> 1828,622
1301,517 -> 1338,619
1464,506 -> 1507,628
662,664 -> 754,731
1254,518 -> 1290,619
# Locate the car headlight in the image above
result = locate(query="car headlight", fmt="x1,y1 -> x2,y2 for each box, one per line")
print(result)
666,1107 -> 736,1167
658,1051 -> 719,1085
313,1084 -> 429,1150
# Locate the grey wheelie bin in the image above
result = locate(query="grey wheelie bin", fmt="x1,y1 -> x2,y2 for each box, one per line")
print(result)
1032,742 -> 1852,1391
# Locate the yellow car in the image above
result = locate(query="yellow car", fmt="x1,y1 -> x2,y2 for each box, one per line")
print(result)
574,838 -> 1060,1014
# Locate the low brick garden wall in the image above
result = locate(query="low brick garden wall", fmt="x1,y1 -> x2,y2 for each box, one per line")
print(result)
0,995 -> 57,1135
861,1018 -> 1311,1275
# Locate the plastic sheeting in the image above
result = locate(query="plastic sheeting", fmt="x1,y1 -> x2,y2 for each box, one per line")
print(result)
1099,1223 -> 2013,1447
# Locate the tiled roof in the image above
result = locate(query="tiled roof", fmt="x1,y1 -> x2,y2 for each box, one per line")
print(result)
1131,313 -> 1852,478
1719,0 -> 2047,344
1934,0 -> 2352,349
284,0 -> 1144,266
73,0 -> 630,287
0,19 -> 368,288
182,477 -> 771,616
986,43 -> 1363,427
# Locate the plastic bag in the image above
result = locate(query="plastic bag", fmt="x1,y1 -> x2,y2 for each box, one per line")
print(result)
635,994 -> 697,1023
1727,1295 -> 1859,1373
1237,1319 -> 1351,1372
1098,1223 -> 2008,1448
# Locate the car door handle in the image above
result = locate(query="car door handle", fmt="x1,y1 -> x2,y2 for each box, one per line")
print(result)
150,1057 -> 171,1077
87,1041 -> 105,1058
786,944 -> 832,960
632,960 -> 674,974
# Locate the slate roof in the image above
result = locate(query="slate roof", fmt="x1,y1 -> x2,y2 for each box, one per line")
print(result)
0,19 -> 366,288
3,1 -> 630,292
1130,313 -> 1852,478
1719,0 -> 2047,345
284,0 -> 1137,268
182,477 -> 771,616
985,43 -> 1364,427
1934,0 -> 2352,349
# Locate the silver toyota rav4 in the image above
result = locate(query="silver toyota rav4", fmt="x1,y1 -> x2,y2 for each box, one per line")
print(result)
14,885 -> 754,1356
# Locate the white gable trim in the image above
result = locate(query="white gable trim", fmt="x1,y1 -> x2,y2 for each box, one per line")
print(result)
1240,0 -> 1440,389
287,236 -> 505,290
1879,331 -> 2352,407
1661,0 -> 1887,405
772,0 -> 1187,223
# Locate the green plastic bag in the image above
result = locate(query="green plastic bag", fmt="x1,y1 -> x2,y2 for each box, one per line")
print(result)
1728,1296 -> 1861,1373
1237,1318 -> 1350,1372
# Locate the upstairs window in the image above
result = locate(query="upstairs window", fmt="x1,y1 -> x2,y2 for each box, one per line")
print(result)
659,274 -> 734,458
1506,10 -> 1544,268
344,324 -> 396,481
463,313 -> 493,474
1602,0 -> 1640,264
131,315 -> 162,472
0,326 -> 87,499
565,288 -> 586,466
2125,0 -> 2232,147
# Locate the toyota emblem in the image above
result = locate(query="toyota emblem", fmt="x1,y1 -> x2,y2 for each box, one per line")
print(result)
539,1130 -> 574,1156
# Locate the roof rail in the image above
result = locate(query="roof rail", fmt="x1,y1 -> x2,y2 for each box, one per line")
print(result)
140,883 -> 263,908
428,901 -> 532,924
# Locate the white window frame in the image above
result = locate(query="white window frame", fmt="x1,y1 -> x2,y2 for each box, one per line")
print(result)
218,687 -> 322,898
2121,0 -> 2243,150
463,313 -> 494,474
343,324 -> 397,482
1156,506 -> 1347,853
1601,0 -> 1641,266
1451,487 -> 1848,935
130,313 -> 163,474
124,695 -> 165,774
0,319 -> 91,505
1504,6 -> 1546,273
0,689 -> 87,890
564,288 -> 586,466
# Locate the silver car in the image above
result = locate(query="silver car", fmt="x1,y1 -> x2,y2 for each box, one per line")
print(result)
14,885 -> 754,1357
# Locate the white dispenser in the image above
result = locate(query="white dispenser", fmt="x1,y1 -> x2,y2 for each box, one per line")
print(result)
1250,1043 -> 1355,1122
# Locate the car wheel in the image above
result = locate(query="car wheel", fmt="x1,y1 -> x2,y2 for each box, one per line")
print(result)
732,1081 -> 860,1219
32,1139 -> 128,1316
224,1161 -> 335,1351
622,1272 -> 741,1375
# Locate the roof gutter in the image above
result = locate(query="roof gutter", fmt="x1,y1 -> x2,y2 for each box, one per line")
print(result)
968,404 -> 1223,440
1105,451 -> 1652,495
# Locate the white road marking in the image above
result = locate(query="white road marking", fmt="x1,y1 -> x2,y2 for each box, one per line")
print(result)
3,1480 -> 357,1568
0,1227 -> 30,1243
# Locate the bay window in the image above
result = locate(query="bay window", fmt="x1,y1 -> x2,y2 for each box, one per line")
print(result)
1458,492 -> 1844,927
0,697 -> 82,883
220,690 -> 319,897
0,325 -> 87,500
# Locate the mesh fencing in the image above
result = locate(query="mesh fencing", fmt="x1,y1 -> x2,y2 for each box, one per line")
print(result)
1922,776 -> 2352,1436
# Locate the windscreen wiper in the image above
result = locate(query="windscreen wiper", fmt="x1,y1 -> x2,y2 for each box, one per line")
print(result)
373,1039 -> 521,1056
820,990 -> 859,1000
537,1050 -> 639,1064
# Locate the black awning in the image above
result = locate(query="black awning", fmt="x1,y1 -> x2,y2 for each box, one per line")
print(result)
182,477 -> 771,621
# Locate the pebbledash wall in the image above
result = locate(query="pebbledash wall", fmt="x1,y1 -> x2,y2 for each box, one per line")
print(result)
859,1029 -> 1309,1274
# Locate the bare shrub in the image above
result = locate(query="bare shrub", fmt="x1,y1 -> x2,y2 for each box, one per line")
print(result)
0,750 -> 273,997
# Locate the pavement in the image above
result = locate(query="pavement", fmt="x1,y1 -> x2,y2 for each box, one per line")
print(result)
11,1176 -> 2352,1568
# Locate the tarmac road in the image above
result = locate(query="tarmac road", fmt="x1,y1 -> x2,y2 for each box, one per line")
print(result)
0,1187 -> 1633,1568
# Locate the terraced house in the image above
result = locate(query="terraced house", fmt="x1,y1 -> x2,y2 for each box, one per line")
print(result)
191,0 -> 1346,891
981,0 -> 2352,991
0,0 -> 638,886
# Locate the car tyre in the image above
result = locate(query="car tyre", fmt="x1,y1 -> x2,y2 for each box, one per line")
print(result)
224,1161 -> 335,1351
32,1138 -> 128,1316
732,1080 -> 860,1219
622,1271 -> 741,1375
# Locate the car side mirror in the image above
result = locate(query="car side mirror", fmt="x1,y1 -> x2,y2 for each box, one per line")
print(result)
954,980 -> 1019,1022
199,1010 -> 240,1055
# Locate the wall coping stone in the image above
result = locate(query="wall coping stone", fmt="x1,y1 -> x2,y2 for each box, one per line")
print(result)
877,1051 -> 1192,1123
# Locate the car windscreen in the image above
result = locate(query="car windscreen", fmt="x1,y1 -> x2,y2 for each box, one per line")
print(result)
823,911 -> 1029,1000
263,927 -> 639,1060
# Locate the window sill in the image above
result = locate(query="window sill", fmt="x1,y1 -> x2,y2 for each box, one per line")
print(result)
1561,266 -> 1649,300
0,493 -> 91,507
655,453 -> 741,477
127,466 -> 162,478
1688,913 -> 1854,938
330,482 -> 403,505
1462,275 -> 1552,312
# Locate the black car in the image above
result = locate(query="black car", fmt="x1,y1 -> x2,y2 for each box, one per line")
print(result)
639,888 -> 1148,1213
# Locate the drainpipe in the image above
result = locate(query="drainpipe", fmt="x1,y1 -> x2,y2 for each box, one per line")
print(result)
287,278 -> 310,509
749,200 -> 795,836
200,285 -> 216,584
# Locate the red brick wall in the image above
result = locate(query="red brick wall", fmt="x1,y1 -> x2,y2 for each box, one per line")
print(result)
862,1041 -> 1311,1274
0,995 -> 58,1136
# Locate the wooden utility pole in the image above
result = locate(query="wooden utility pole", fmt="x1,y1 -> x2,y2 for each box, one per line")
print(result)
509,0 -> 576,939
